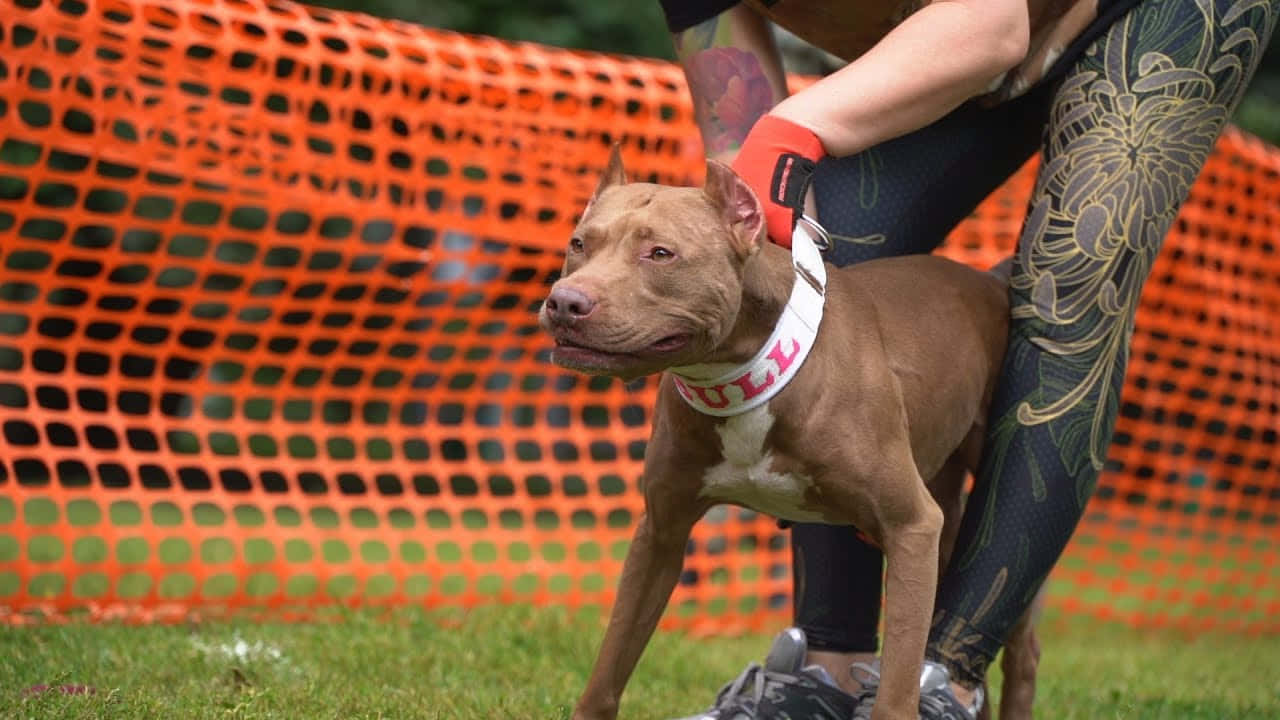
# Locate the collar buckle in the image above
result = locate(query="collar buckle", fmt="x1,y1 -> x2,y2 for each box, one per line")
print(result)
795,214 -> 831,252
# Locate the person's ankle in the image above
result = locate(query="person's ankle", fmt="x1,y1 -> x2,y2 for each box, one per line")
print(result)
949,680 -> 978,708
804,649 -> 876,695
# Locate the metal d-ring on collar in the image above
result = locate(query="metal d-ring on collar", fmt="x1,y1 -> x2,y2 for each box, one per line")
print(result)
796,214 -> 831,251
792,214 -> 830,296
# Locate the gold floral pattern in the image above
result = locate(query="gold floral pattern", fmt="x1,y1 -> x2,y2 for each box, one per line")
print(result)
1011,0 -> 1276,473
932,0 -> 1277,686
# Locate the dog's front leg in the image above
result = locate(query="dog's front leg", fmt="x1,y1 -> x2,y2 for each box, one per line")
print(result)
835,442 -> 942,720
573,494 -> 705,720
877,488 -> 943,720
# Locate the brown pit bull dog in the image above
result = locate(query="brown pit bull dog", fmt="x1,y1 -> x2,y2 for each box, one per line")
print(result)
540,146 -> 1039,720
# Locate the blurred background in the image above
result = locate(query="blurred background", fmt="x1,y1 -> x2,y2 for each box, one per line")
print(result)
309,0 -> 1280,145
2,3 -> 1277,715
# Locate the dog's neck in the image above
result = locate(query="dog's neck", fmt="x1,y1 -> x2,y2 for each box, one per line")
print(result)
707,242 -> 797,367
668,226 -> 828,416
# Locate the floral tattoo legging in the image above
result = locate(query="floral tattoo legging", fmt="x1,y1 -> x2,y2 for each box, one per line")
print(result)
793,0 -> 1278,686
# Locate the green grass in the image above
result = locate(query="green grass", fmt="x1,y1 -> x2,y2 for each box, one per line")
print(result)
0,606 -> 1277,719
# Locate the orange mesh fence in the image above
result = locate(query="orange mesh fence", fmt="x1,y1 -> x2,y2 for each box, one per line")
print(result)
0,0 -> 1277,634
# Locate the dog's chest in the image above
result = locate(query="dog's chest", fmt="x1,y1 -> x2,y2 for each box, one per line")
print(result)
698,405 -> 829,523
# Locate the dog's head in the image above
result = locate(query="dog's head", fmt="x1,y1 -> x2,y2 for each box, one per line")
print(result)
539,145 -> 766,380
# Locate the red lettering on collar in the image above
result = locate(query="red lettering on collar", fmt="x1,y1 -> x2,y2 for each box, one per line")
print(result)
768,336 -> 801,375
678,380 -> 731,409
730,368 -> 776,401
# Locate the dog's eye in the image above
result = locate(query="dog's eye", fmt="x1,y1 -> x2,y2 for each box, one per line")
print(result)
647,246 -> 675,261
569,237 -> 584,253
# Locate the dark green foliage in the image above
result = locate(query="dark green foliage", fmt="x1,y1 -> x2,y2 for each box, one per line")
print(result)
309,0 -> 676,60
309,0 -> 1280,144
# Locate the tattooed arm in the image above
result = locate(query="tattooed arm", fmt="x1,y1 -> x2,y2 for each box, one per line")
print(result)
673,6 -> 789,163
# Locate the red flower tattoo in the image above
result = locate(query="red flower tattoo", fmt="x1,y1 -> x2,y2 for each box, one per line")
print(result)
687,48 -> 776,154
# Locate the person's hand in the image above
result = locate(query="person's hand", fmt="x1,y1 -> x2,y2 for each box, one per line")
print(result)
730,114 -> 827,248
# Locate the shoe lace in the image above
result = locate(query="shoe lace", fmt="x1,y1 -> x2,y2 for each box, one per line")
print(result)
917,678 -> 980,720
848,662 -> 881,719
710,662 -> 770,715
918,688 -> 969,720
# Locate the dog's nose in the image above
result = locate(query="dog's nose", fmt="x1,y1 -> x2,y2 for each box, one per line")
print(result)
545,285 -> 597,323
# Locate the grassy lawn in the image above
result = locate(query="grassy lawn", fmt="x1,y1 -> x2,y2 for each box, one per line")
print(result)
1,605 -> 1277,719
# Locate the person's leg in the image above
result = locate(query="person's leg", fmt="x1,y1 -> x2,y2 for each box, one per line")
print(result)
926,0 -> 1279,702
789,78 -> 1057,692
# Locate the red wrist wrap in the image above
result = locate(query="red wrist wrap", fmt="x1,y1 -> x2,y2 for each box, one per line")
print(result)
730,115 -> 827,248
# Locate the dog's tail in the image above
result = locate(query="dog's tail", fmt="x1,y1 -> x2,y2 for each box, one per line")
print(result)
988,255 -> 1015,284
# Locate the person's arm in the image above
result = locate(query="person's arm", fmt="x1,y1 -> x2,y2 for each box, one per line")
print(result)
671,0 -> 1030,246
672,6 -> 789,164
771,0 -> 1030,157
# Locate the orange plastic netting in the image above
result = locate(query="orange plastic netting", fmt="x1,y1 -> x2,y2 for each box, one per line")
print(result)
0,0 -> 1277,634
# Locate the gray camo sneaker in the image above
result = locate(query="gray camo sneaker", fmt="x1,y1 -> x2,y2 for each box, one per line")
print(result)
848,659 -> 984,720
671,627 -> 859,720
918,660 -> 983,720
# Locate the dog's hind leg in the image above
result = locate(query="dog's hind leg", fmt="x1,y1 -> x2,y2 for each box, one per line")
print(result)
996,591 -> 1042,720
927,451 -> 969,581
929,445 -> 990,718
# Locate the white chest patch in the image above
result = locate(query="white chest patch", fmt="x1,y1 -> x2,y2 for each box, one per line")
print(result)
698,405 -> 828,523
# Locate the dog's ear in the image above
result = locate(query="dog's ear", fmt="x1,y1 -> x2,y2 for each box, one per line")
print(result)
704,160 -> 764,259
582,143 -> 627,217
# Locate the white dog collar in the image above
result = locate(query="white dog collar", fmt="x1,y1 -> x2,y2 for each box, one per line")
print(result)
670,217 -> 828,417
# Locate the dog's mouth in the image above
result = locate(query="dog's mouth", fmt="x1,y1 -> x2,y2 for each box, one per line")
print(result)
551,333 -> 691,375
